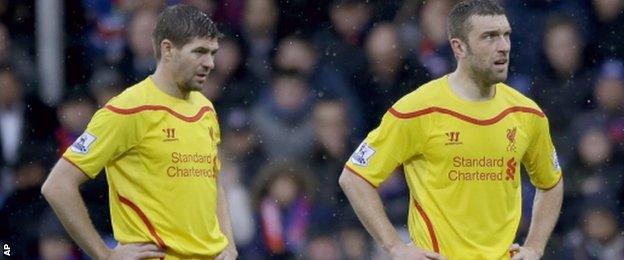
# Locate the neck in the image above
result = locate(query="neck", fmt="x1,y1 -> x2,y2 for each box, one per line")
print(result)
151,64 -> 189,99
448,65 -> 496,101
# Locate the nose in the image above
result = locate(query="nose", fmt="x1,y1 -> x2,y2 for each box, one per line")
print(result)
497,36 -> 510,54
202,55 -> 215,70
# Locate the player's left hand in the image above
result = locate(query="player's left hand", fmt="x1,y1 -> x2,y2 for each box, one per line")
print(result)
215,245 -> 238,260
509,243 -> 542,260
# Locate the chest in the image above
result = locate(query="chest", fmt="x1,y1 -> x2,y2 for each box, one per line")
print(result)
423,115 -> 529,160
134,113 -> 220,174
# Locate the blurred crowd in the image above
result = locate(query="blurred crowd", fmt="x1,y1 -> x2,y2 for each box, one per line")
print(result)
1,0 -> 624,259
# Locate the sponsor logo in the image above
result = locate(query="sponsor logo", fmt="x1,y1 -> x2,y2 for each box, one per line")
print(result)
167,152 -> 217,178
162,128 -> 178,142
447,156 -> 517,182
445,131 -> 462,145
70,132 -> 96,154
505,158 -> 517,181
506,127 -> 517,152
351,142 -> 376,166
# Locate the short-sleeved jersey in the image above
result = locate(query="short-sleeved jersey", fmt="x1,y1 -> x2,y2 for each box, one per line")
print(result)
345,76 -> 562,259
63,77 -> 228,258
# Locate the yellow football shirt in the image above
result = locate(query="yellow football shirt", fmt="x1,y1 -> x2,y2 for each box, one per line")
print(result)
345,76 -> 562,259
63,77 -> 228,259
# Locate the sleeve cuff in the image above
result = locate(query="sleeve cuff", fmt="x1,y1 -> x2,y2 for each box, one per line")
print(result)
344,164 -> 378,188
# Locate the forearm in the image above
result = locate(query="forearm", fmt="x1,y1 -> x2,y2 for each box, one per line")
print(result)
339,169 -> 404,252
41,160 -> 110,259
217,181 -> 236,250
524,179 -> 564,255
42,180 -> 109,259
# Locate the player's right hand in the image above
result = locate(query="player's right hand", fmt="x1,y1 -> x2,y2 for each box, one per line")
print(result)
105,243 -> 166,260
389,243 -> 446,260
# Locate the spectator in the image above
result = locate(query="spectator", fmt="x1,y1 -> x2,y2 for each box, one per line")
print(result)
87,66 -> 125,107
305,232 -> 341,260
0,151 -> 51,259
203,37 -> 263,113
37,209 -> 81,260
241,0 -> 279,82
0,67 -> 57,196
308,99 -> 352,226
274,35 -> 363,136
587,0 -> 624,62
0,1 -> 36,52
569,59 -> 624,159
53,91 -> 97,157
417,0 -> 454,77
219,159 -> 255,253
314,0 -> 371,85
357,22 -> 430,130
119,9 -> 158,84
531,15 -> 594,158
562,127 -> 623,230
251,71 -> 315,162
83,0 -> 128,65
220,108 -> 267,187
338,226 -> 370,260
504,0 -> 589,76
560,197 -> 624,259
250,162 -> 315,259
0,23 -> 37,89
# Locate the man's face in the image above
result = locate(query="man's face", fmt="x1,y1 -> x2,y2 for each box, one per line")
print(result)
171,37 -> 219,92
463,15 -> 511,84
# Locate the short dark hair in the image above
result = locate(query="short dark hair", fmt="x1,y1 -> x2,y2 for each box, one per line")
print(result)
152,4 -> 223,60
447,0 -> 506,42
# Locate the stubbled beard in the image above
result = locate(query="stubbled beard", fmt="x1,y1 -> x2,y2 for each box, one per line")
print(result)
181,78 -> 203,92
466,45 -> 508,83
467,56 -> 507,85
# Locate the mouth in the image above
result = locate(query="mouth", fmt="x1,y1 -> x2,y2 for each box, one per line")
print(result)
493,59 -> 508,69
195,73 -> 208,81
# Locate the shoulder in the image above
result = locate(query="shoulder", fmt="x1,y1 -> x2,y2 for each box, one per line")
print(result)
497,83 -> 544,113
190,91 -> 216,111
497,83 -> 549,131
105,79 -> 150,108
390,77 -> 447,116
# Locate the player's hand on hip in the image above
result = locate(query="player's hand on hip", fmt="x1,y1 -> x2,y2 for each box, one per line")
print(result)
509,243 -> 542,260
389,243 -> 446,260
214,245 -> 238,260
106,243 -> 165,260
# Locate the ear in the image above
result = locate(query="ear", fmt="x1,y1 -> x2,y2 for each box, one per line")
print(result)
160,39 -> 174,61
450,38 -> 468,59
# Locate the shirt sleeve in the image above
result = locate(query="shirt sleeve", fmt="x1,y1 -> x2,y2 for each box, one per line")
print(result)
345,110 -> 427,187
62,108 -> 142,178
213,118 -> 222,175
522,115 -> 562,189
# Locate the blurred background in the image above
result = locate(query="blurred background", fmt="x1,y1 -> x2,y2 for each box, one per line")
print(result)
0,0 -> 623,259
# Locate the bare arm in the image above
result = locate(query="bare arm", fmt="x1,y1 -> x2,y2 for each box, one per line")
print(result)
215,177 -> 238,259
42,159 -> 164,260
339,169 -> 442,259
338,169 -> 403,250
522,179 -> 564,257
41,159 -> 110,259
